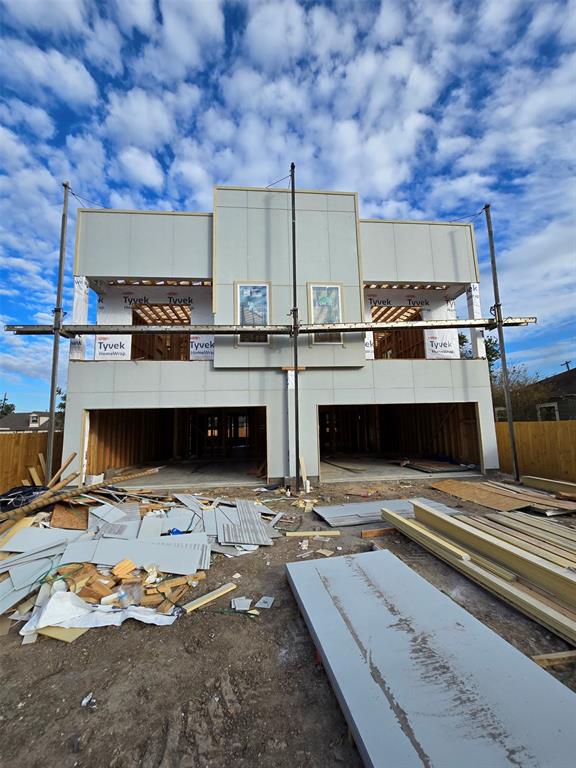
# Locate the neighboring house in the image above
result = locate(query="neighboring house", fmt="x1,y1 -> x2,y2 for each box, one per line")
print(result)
0,412 -> 51,432
62,184 -> 499,483
532,369 -> 576,421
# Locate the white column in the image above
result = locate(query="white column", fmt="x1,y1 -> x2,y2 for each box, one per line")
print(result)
69,276 -> 89,360
466,283 -> 486,359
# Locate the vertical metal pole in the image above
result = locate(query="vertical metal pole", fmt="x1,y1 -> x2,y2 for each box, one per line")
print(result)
484,204 -> 520,481
290,163 -> 301,492
46,181 -> 70,481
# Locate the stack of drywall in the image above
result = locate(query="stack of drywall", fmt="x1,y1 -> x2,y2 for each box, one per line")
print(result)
383,499 -> 576,645
313,496 -> 458,527
0,493 -> 279,644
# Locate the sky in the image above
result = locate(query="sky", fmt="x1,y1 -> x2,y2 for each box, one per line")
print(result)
0,0 -> 575,411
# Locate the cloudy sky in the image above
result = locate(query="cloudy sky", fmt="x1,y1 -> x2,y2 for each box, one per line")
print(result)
0,0 -> 574,411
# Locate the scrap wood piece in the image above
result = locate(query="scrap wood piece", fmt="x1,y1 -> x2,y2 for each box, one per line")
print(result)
28,467 -> 43,486
37,453 -> 47,483
522,476 -> 576,497
4,467 -> 161,521
37,626 -> 89,643
183,582 -> 237,613
532,650 -> 576,668
285,530 -> 341,537
360,526 -> 394,539
111,559 -> 136,578
51,504 -> 88,530
286,549 -> 576,768
47,451 -> 77,488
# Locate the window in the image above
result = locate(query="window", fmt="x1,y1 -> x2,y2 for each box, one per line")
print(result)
536,402 -> 559,421
131,305 -> 191,361
237,284 -> 270,343
310,284 -> 342,343
30,414 -> 39,426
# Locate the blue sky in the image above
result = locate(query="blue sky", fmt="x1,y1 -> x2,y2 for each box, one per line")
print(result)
0,0 -> 574,411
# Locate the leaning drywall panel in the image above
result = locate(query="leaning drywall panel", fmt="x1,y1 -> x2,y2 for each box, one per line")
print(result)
287,550 -> 576,768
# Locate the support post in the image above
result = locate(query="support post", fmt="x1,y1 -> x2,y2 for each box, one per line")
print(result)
46,181 -> 70,481
290,162 -> 301,492
484,203 -> 519,481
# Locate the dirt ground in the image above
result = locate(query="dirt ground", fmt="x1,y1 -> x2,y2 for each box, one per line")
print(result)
1,478 -> 575,768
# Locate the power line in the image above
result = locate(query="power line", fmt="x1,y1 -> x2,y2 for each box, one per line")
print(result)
70,189 -> 105,209
266,173 -> 291,189
447,210 -> 484,223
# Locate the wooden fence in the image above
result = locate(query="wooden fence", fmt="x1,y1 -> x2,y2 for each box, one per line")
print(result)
0,431 -> 63,493
495,421 -> 576,482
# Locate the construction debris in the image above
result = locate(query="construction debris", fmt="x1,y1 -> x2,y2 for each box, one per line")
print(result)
0,477 -> 287,643
313,496 -> 459,527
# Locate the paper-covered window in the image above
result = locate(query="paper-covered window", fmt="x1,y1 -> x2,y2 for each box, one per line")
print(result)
237,284 -> 269,343
310,284 -> 342,343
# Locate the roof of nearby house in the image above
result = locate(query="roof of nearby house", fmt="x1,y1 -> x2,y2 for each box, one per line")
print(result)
531,368 -> 576,398
0,412 -> 51,431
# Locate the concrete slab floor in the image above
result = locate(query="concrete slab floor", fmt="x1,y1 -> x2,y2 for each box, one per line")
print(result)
320,456 -> 481,483
119,460 -> 263,490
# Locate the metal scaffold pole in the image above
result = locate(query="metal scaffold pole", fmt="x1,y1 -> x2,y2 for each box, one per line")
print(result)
46,181 -> 70,481
484,203 -> 520,482
290,162 -> 301,492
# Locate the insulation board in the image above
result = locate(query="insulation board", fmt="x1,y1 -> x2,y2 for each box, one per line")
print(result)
287,550 -> 576,768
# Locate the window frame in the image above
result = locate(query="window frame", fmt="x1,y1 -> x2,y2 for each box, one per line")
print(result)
235,282 -> 271,345
308,282 -> 344,345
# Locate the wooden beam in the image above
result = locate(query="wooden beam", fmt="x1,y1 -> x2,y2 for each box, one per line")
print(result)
285,530 -> 341,537
532,650 -> 576,668
183,582 -> 237,613
47,451 -> 77,487
360,527 -> 396,539
412,501 -> 576,611
522,476 -> 576,496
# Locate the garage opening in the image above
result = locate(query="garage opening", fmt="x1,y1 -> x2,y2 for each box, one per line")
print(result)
86,407 -> 267,484
319,403 -> 481,479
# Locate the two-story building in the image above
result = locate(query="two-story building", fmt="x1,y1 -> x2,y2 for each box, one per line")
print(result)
62,185 -> 498,484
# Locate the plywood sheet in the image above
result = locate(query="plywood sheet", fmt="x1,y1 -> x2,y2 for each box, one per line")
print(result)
51,504 -> 88,530
431,480 -> 526,511
287,550 -> 576,768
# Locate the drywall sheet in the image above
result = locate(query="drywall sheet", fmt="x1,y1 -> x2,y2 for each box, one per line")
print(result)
313,497 -> 451,527
138,516 -> 164,539
90,504 -> 127,524
174,494 -> 205,513
286,550 -> 576,768
0,528 -> 83,553
216,501 -> 273,546
92,536 -> 208,575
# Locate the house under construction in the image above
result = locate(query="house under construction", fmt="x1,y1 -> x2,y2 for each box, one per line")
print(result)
32,186 -> 533,484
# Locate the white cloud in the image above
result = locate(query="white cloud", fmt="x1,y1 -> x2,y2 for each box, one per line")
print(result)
244,0 -> 307,70
0,99 -> 55,139
116,147 -> 164,190
0,126 -> 28,171
0,0 -> 87,34
133,0 -> 224,82
372,0 -> 406,45
111,0 -> 157,35
85,17 -> 125,76
104,87 -> 175,149
0,38 -> 98,107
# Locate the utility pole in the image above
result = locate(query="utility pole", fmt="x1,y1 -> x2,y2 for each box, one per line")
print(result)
290,162 -> 301,492
484,204 -> 519,481
562,360 -> 571,371
46,181 -> 70,482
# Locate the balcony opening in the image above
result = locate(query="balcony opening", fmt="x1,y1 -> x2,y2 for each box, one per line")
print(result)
85,406 -> 267,486
370,305 -> 425,359
318,403 -> 481,480
131,304 -> 191,361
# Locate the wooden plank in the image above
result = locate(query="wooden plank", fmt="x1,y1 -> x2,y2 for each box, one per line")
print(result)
522,476 -> 576,496
430,480 -> 525,512
47,451 -> 77,488
461,517 -> 576,568
532,650 -> 576,668
37,453 -> 46,483
285,530 -> 341,537
485,514 -> 576,553
360,527 -> 395,539
183,582 -> 237,613
413,501 -> 576,611
511,512 -> 576,543
37,626 -> 89,643
28,466 -> 43,486
479,483 -> 576,511
382,509 -> 576,645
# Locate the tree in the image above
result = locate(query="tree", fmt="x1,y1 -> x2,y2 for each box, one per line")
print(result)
55,387 -> 66,429
0,395 -> 15,418
491,365 -> 553,421
458,333 -> 500,373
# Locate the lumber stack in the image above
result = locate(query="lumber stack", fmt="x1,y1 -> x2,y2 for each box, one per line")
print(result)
382,500 -> 576,645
